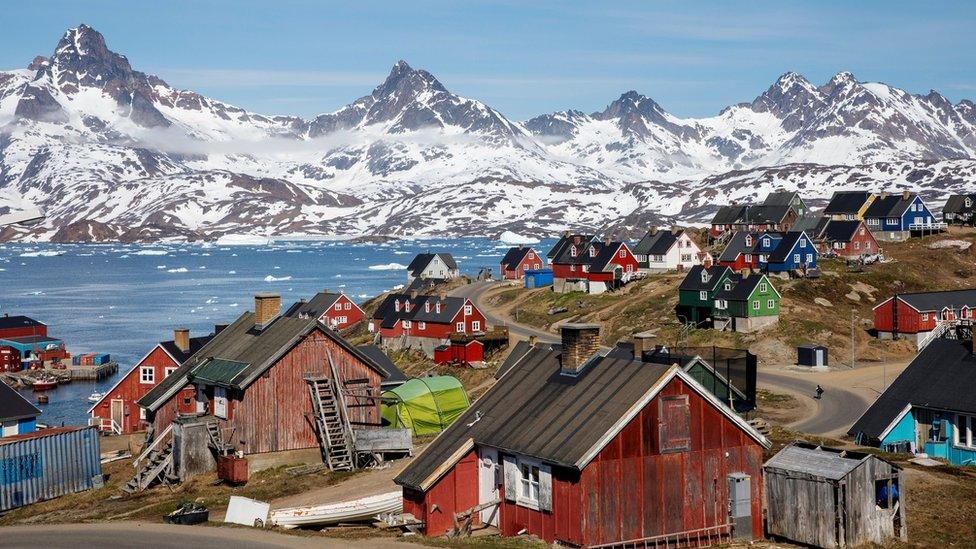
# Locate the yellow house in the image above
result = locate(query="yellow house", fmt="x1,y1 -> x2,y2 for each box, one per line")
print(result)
823,191 -> 875,221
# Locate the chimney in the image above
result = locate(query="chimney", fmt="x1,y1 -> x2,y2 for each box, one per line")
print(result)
438,290 -> 447,300
902,190 -> 910,200
632,331 -> 656,360
563,230 -> 571,238
560,323 -> 601,376
671,225 -> 680,235
650,225 -> 658,235
409,290 -> 418,300
174,328 -> 190,353
214,324 -> 228,335
528,335 -> 538,346
254,292 -> 281,328
322,288 -> 329,294
604,235 -> 612,245
880,191 -> 888,199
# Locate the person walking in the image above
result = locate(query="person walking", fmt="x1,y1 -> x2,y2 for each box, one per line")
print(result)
815,384 -> 824,400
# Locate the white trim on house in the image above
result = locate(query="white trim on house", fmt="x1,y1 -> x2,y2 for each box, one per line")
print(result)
88,343 -> 175,414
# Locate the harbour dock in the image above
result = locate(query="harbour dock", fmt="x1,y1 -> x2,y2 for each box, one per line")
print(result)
67,362 -> 117,380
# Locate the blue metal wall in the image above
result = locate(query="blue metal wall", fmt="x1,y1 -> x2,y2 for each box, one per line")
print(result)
524,269 -> 553,288
0,427 -> 102,511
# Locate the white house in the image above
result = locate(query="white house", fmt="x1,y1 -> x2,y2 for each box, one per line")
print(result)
632,228 -> 703,272
406,253 -> 460,282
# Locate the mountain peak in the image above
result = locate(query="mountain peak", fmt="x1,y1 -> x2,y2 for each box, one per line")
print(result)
373,59 -> 446,98
819,71 -> 861,99
773,71 -> 815,93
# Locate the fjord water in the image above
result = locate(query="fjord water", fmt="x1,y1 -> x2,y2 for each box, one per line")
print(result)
0,238 -> 545,425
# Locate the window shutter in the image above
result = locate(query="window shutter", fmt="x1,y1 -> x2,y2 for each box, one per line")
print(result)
659,395 -> 691,453
538,464 -> 553,511
503,455 -> 518,501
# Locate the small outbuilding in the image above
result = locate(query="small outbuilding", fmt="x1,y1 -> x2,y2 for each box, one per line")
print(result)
523,268 -> 553,288
380,376 -> 470,436
764,442 -> 907,548
433,340 -> 484,366
797,344 -> 828,367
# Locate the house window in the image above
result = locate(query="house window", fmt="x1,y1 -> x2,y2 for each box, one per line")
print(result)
767,299 -> 775,309
659,395 -> 691,453
759,282 -> 767,292
464,304 -> 472,315
394,300 -> 401,311
887,218 -> 898,226
867,218 -> 879,226
570,247 -> 577,257
806,254 -> 813,263
164,367 -> 177,378
139,407 -> 147,420
763,238 -> 770,247
214,387 -> 228,419
472,321 -> 481,331
745,236 -> 752,246
626,264 -> 633,273
724,281 -> 731,291
715,299 -> 727,309
701,271 -> 708,283
334,303 -> 341,311
793,253 -> 800,263
570,264 -> 576,272
753,300 -> 760,310
344,302 -> 351,310
700,291 -> 708,300
618,250 -> 626,258
418,321 -> 426,330
589,247 -> 597,257
140,366 -> 154,384
519,461 -> 541,507
528,252 -> 534,259
681,254 -> 691,262
425,302 -> 431,313
921,313 -> 929,321
854,241 -> 860,250
745,254 -> 752,262
456,322 -> 465,332
800,238 -> 807,247
955,414 -> 974,449
403,320 -> 411,329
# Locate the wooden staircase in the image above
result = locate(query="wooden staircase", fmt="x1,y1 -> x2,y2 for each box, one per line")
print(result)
206,421 -> 234,456
306,376 -> 355,471
123,426 -> 176,493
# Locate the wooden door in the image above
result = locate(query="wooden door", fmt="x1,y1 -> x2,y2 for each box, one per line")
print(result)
110,399 -> 124,431
478,447 -> 500,526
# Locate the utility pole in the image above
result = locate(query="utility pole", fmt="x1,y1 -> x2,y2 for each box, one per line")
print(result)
851,308 -> 856,369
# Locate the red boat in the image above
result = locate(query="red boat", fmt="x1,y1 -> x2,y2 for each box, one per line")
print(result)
32,378 -> 58,391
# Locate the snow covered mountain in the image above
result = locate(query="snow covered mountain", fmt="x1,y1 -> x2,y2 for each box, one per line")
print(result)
0,25 -> 974,242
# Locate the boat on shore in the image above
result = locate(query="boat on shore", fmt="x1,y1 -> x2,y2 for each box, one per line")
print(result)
87,391 -> 106,403
32,377 -> 58,391
269,491 -> 402,529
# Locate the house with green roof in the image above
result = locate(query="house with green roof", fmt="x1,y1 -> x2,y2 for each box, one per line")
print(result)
677,266 -> 780,332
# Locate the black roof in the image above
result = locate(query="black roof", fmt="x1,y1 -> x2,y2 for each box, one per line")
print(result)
791,216 -> 829,239
710,204 -> 792,226
850,339 -> 976,440
715,274 -> 768,301
372,293 -> 467,328
0,382 -> 41,422
0,315 -> 45,331
632,230 -> 681,256
357,344 -> 407,387
546,234 -> 595,259
494,340 -> 533,380
891,289 -> 976,313
499,247 -> 536,271
284,292 -> 343,319
0,335 -> 60,344
823,191 -> 872,215
864,193 -> 916,219
587,242 -> 627,272
767,231 -> 806,263
140,307 -> 385,409
821,220 -> 863,242
160,335 -> 214,364
395,345 -> 672,489
679,265 -> 731,292
407,253 -> 458,276
763,191 -> 800,207
718,231 -> 758,262
943,194 -> 976,214
711,205 -> 746,225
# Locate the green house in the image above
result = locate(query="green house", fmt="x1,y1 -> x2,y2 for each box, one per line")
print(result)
676,265 -> 736,324
713,273 -> 780,332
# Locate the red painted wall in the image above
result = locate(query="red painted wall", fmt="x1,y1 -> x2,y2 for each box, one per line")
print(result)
873,298 -> 934,334
210,329 -> 382,455
0,346 -> 22,373
93,346 -> 181,434
320,294 -> 365,330
502,249 -> 545,279
411,376 -> 765,546
377,300 -> 488,340
0,323 -> 48,339
823,224 -> 880,258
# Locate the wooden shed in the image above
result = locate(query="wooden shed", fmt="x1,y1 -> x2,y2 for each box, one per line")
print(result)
764,442 -> 907,548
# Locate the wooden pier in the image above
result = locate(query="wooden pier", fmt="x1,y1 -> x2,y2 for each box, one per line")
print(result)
67,362 -> 118,380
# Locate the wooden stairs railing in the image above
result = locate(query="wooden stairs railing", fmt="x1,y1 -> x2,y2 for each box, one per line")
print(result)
123,424 -> 175,493
306,370 -> 355,471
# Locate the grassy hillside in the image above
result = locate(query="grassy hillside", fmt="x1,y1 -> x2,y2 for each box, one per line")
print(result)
486,227 -> 976,364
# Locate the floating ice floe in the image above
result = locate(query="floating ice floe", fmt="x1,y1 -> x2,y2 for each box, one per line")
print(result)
216,234 -> 272,246
264,275 -> 292,282
167,267 -> 189,273
228,270 -> 237,274
133,249 -> 168,256
20,250 -> 63,257
498,231 -> 541,245
368,263 -> 407,271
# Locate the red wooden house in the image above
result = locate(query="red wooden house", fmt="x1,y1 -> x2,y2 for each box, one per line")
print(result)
551,237 -> 640,294
139,293 -> 389,455
873,289 -> 976,342
0,315 -> 47,339
433,340 -> 484,366
285,290 -> 365,330
500,246 -> 544,280
0,346 -> 22,373
395,324 -> 770,546
370,292 -> 488,355
818,220 -> 880,258
89,328 -> 213,434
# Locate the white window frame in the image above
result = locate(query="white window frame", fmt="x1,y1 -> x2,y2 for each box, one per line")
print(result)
464,304 -> 472,315
767,299 -> 775,309
793,253 -> 801,263
403,320 -> 411,329
344,302 -> 352,310
517,458 -> 542,510
800,238 -> 807,247
164,366 -> 177,378
753,300 -> 760,310
456,322 -> 465,332
418,321 -> 426,330
334,303 -> 342,311
618,250 -> 626,258
759,282 -> 767,293
806,253 -> 814,263
715,299 -> 727,310
745,254 -> 752,262
699,290 -> 708,300
140,366 -> 155,384
472,320 -> 481,331
214,387 -> 228,419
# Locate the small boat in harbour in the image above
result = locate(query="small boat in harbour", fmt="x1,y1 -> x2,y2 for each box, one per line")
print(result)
32,377 -> 58,391
269,491 -> 402,529
88,391 -> 106,403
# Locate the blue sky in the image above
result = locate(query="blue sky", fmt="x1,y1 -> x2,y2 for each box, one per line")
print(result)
3,1 -> 975,119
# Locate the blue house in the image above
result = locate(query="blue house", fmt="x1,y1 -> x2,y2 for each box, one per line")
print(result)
0,382 -> 40,437
863,191 -> 940,241
850,339 -> 976,465
757,231 -> 817,273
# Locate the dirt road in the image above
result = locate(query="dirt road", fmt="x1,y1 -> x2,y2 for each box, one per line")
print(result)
451,280 -> 559,343
0,522 -> 411,548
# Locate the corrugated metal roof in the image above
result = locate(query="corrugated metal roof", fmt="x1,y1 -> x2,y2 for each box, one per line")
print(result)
190,358 -> 250,388
765,442 -> 892,480
824,191 -> 872,215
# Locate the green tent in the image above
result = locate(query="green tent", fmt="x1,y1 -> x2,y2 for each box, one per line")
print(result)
381,376 -> 470,436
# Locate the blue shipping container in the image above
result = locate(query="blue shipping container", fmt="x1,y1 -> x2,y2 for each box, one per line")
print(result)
524,269 -> 554,288
92,353 -> 110,365
0,427 -> 103,511
71,355 -> 81,366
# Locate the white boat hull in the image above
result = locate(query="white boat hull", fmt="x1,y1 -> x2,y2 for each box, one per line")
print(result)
270,491 -> 402,529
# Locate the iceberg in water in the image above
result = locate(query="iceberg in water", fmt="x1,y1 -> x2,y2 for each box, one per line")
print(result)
498,230 -> 540,245
368,263 -> 407,271
133,249 -> 169,256
264,275 -> 292,282
167,267 -> 189,273
216,234 -> 272,246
